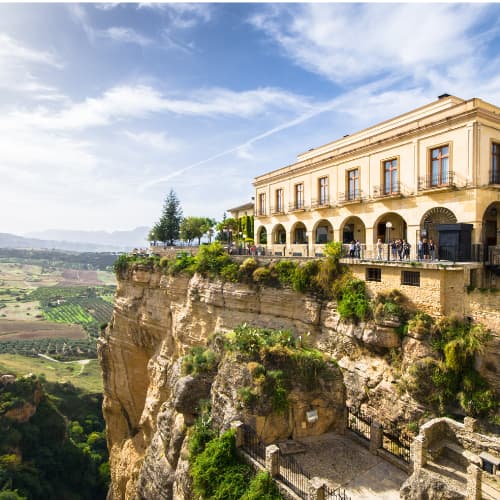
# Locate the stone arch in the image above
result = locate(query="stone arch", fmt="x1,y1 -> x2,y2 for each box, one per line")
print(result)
290,221 -> 308,244
420,207 -> 457,243
482,202 -> 500,246
313,219 -> 334,244
340,216 -> 366,243
373,212 -> 408,243
272,224 -> 287,244
255,226 -> 267,245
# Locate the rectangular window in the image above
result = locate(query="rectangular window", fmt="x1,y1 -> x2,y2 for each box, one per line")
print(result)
401,271 -> 420,286
430,145 -> 449,186
348,168 -> 359,200
366,268 -> 382,282
258,193 -> 266,216
295,183 -> 304,209
276,189 -> 283,212
383,158 -> 398,195
492,142 -> 500,184
319,177 -> 329,205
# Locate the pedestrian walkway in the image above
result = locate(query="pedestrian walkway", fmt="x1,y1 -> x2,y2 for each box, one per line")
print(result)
291,432 -> 408,500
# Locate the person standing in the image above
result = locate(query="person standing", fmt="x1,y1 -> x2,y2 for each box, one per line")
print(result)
429,239 -> 436,260
417,239 -> 423,260
376,238 -> 383,260
422,238 -> 430,260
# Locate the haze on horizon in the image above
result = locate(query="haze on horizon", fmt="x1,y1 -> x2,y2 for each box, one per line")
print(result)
1,2 -> 499,235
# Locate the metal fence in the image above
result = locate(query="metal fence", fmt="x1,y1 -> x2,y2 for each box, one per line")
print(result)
241,424 -> 266,466
325,484 -> 351,500
278,452 -> 311,498
347,406 -> 372,442
382,427 -> 411,464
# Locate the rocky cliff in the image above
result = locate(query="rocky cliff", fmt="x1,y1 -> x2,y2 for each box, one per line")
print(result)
99,267 -> 498,499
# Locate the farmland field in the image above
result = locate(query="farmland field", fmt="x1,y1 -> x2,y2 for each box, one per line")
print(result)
0,320 -> 86,340
0,353 -> 103,393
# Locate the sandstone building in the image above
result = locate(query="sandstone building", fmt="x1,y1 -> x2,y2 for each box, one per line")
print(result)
253,95 -> 500,268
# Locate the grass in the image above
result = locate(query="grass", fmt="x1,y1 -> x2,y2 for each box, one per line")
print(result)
0,354 -> 103,393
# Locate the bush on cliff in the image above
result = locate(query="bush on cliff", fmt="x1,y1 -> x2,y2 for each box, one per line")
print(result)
402,316 -> 496,417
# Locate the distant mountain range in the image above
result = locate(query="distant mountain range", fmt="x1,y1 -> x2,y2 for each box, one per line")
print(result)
0,227 -> 150,252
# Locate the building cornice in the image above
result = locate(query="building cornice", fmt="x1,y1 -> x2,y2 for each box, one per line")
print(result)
254,105 -> 500,188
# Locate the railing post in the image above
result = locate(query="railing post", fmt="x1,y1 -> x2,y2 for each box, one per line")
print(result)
411,434 -> 427,471
307,477 -> 325,500
466,463 -> 482,500
231,420 -> 245,448
265,444 -> 280,478
370,421 -> 383,454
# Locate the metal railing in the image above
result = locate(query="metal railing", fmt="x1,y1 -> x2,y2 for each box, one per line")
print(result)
418,171 -> 455,190
347,407 -> 371,442
325,484 -> 351,500
270,205 -> 285,215
382,427 -> 411,463
311,197 -> 331,208
288,201 -> 307,211
337,190 -> 363,204
241,424 -> 266,466
372,183 -> 401,198
278,452 -> 311,498
490,168 -> 500,184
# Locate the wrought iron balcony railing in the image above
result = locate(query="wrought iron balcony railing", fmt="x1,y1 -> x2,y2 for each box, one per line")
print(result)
310,197 -> 331,209
338,190 -> 363,204
372,183 -> 401,198
418,171 -> 455,191
490,169 -> 500,185
270,205 -> 285,215
254,208 -> 268,217
288,201 -> 307,212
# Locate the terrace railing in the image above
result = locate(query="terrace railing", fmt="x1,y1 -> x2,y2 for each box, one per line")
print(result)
241,424 -> 266,466
347,406 -> 372,442
382,426 -> 411,464
278,452 -> 311,498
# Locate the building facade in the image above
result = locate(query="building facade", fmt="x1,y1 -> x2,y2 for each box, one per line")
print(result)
253,95 -> 500,261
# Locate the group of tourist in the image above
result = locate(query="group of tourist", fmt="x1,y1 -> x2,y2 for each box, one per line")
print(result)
416,238 -> 436,260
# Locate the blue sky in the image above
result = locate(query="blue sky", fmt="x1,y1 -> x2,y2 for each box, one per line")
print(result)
1,2 -> 500,234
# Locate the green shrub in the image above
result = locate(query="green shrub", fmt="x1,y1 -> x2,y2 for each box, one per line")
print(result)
274,260 -> 297,286
336,277 -> 370,323
159,256 -> 169,269
191,430 -> 247,499
181,346 -> 218,376
220,263 -> 240,282
188,414 -> 216,461
169,253 -> 196,275
252,266 -> 274,285
242,472 -> 282,500
238,387 -> 258,407
239,258 -> 258,278
291,260 -> 319,293
113,254 -> 131,274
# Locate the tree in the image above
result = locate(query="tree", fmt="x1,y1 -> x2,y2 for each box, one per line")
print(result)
180,217 -> 217,245
147,224 -> 161,246
215,217 -> 239,243
156,190 -> 183,246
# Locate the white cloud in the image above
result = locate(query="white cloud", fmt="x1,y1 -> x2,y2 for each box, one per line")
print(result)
122,130 -> 181,151
0,33 -> 62,68
138,3 -> 212,29
250,4 -> 493,85
6,84 -> 312,131
101,27 -> 153,46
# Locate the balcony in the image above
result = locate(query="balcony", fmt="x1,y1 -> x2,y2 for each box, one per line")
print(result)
270,205 -> 286,215
490,169 -> 500,185
311,197 -> 331,209
288,201 -> 308,212
418,172 -> 455,191
372,183 -> 402,199
338,190 -> 363,204
255,208 -> 268,217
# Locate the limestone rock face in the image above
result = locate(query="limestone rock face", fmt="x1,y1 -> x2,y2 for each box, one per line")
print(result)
400,468 -> 465,500
100,269 -> 498,499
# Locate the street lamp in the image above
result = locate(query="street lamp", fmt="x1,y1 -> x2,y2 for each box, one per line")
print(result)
385,221 -> 393,260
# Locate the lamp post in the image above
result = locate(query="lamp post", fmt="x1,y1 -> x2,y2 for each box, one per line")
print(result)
386,221 -> 393,260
